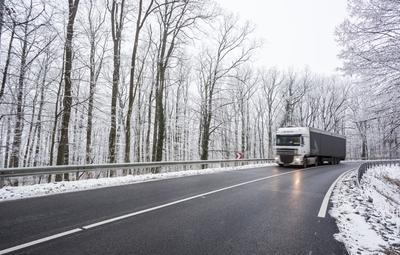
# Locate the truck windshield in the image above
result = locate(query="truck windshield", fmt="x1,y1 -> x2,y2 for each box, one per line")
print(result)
276,135 -> 302,146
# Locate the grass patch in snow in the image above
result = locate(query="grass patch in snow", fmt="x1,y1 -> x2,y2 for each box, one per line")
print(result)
330,165 -> 400,255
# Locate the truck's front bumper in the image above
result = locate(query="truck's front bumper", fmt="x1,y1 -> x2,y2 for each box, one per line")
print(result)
275,155 -> 303,166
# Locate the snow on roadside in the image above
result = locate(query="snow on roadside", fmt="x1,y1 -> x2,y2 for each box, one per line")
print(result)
330,165 -> 400,255
0,163 -> 274,202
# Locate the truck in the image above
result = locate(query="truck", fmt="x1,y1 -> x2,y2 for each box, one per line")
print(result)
274,127 -> 346,167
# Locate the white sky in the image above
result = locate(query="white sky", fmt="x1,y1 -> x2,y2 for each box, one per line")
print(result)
218,0 -> 348,75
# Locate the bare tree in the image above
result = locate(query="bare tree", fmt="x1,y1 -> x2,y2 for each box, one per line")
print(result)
338,0 -> 400,156
33,49 -> 54,166
107,0 -> 125,164
231,68 -> 257,156
2,116 -> 11,167
56,0 -> 80,180
49,56 -> 64,166
0,4 -> 16,102
198,15 -> 256,160
280,70 -> 308,127
0,0 -> 4,45
124,0 -> 156,162
81,0 -> 107,164
260,68 -> 283,157
152,0 -> 209,163
9,0 -> 52,167
22,64 -> 42,167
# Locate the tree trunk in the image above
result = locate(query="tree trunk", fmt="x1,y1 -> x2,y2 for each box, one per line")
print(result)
151,86 -> 159,161
23,73 -> 41,166
71,82 -> 81,164
154,66 -> 166,162
49,67 -> 63,166
0,23 -> 15,102
85,39 -> 96,164
135,82 -> 142,162
145,85 -> 154,161
56,0 -> 80,181
33,74 -> 46,166
173,85 -> 181,160
0,0 -> 5,41
108,42 -> 119,163
108,0 -> 125,164
3,116 -> 11,168
0,0 -> 4,45
124,10 -> 142,163
200,112 -> 212,161
9,23 -> 29,168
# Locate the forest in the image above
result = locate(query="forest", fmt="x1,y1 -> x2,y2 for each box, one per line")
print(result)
0,0 -> 399,170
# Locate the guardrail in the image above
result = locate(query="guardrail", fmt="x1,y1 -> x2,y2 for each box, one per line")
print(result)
0,158 -> 274,179
357,160 -> 400,183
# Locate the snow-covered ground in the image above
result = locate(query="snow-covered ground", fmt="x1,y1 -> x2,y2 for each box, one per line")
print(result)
330,165 -> 400,255
0,163 -> 274,202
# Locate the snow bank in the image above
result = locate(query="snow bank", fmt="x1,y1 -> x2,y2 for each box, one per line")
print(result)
0,163 -> 274,202
330,165 -> 400,255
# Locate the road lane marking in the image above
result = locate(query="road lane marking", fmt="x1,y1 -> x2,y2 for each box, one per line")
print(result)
0,168 -> 309,254
82,169 -> 306,229
317,168 -> 355,218
0,228 -> 82,255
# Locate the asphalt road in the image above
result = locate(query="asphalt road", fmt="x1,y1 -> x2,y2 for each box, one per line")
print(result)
0,163 -> 357,254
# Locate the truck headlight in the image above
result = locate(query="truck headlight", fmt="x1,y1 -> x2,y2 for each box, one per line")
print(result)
274,156 -> 279,161
293,156 -> 302,162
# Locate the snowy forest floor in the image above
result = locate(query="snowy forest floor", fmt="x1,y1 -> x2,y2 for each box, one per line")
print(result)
330,165 -> 400,255
0,163 -> 274,202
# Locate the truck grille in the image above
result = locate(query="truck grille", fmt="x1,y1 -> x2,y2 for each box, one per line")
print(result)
276,149 -> 296,155
280,155 -> 294,164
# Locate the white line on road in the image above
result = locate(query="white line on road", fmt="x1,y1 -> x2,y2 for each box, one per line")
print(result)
83,169 -> 305,229
0,168 -> 308,254
0,228 -> 82,255
317,168 -> 355,218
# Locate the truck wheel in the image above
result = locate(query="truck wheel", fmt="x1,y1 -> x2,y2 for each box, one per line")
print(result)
278,164 -> 284,167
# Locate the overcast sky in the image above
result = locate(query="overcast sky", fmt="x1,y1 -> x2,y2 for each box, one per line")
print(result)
218,0 -> 348,75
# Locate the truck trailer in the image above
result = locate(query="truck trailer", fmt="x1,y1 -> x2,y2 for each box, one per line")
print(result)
274,127 -> 346,167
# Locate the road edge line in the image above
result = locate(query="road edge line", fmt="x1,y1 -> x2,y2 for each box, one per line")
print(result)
317,168 -> 355,218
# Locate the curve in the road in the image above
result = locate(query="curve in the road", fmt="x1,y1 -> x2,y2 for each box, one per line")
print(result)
0,163 -> 356,254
